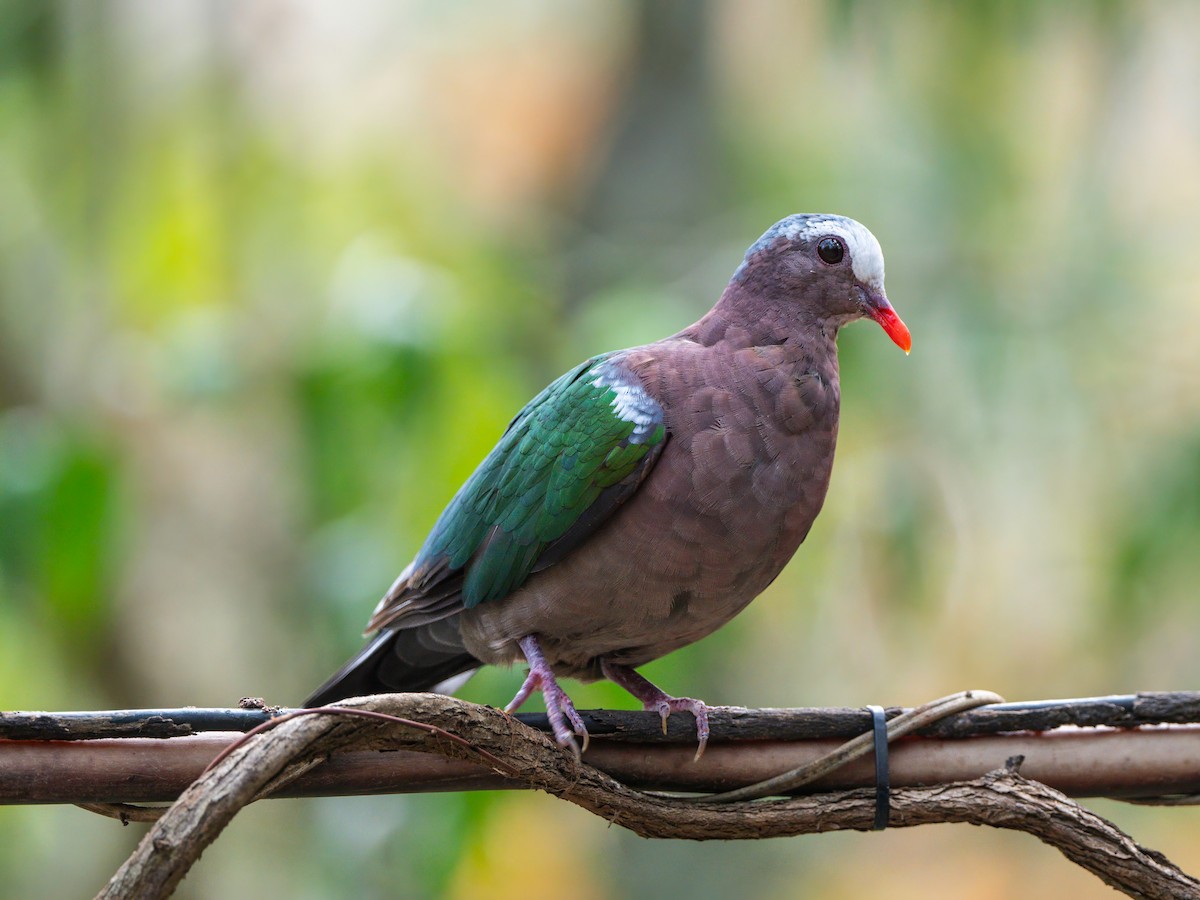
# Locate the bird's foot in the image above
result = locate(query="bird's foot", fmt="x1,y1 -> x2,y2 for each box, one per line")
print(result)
506,635 -> 588,757
600,660 -> 710,761
650,696 -> 710,758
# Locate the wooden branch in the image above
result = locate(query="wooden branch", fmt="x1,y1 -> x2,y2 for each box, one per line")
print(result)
93,694 -> 1200,900
7,690 -> 1198,741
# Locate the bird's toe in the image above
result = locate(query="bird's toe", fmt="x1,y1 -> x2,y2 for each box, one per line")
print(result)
659,696 -> 710,761
545,682 -> 589,756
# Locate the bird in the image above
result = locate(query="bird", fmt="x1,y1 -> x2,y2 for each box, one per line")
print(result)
305,213 -> 911,757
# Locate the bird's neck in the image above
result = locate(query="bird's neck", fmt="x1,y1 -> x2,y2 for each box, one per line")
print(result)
681,283 -> 840,361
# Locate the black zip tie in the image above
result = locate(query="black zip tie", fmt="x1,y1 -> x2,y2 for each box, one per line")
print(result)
865,704 -> 890,830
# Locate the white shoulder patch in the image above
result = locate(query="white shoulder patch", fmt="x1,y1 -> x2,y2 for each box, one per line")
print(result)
737,214 -> 885,289
590,362 -> 662,444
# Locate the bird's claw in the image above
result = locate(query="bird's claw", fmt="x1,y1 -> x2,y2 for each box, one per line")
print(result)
654,696 -> 710,761
599,659 -> 711,762
548,680 -> 589,757
506,668 -> 589,757
510,635 -> 590,758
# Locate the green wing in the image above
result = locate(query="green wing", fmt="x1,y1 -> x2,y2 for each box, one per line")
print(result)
384,353 -> 667,622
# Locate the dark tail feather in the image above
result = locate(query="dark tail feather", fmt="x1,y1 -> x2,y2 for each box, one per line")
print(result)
304,614 -> 480,708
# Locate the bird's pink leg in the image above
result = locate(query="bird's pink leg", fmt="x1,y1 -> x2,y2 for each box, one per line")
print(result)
600,660 -> 710,760
506,635 -> 588,756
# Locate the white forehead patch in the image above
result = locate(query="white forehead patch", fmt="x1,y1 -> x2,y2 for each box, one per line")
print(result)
736,214 -> 885,289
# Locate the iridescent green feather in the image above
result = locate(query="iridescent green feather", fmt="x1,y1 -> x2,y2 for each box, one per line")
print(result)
413,354 -> 666,608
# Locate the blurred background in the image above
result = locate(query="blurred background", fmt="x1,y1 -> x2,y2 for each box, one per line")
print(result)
2,1 -> 1199,896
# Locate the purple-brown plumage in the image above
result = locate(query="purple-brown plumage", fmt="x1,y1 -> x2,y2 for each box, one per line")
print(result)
459,320 -> 841,679
306,213 -> 911,756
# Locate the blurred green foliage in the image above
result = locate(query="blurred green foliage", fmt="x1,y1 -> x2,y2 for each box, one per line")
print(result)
2,1 -> 1199,897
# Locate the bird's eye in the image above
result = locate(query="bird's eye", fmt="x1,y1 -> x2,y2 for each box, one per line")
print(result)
817,237 -> 844,265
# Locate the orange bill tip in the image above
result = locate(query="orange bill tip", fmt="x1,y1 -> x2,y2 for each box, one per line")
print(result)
870,304 -> 912,354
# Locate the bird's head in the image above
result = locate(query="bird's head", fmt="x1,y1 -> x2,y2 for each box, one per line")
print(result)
733,214 -> 911,353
